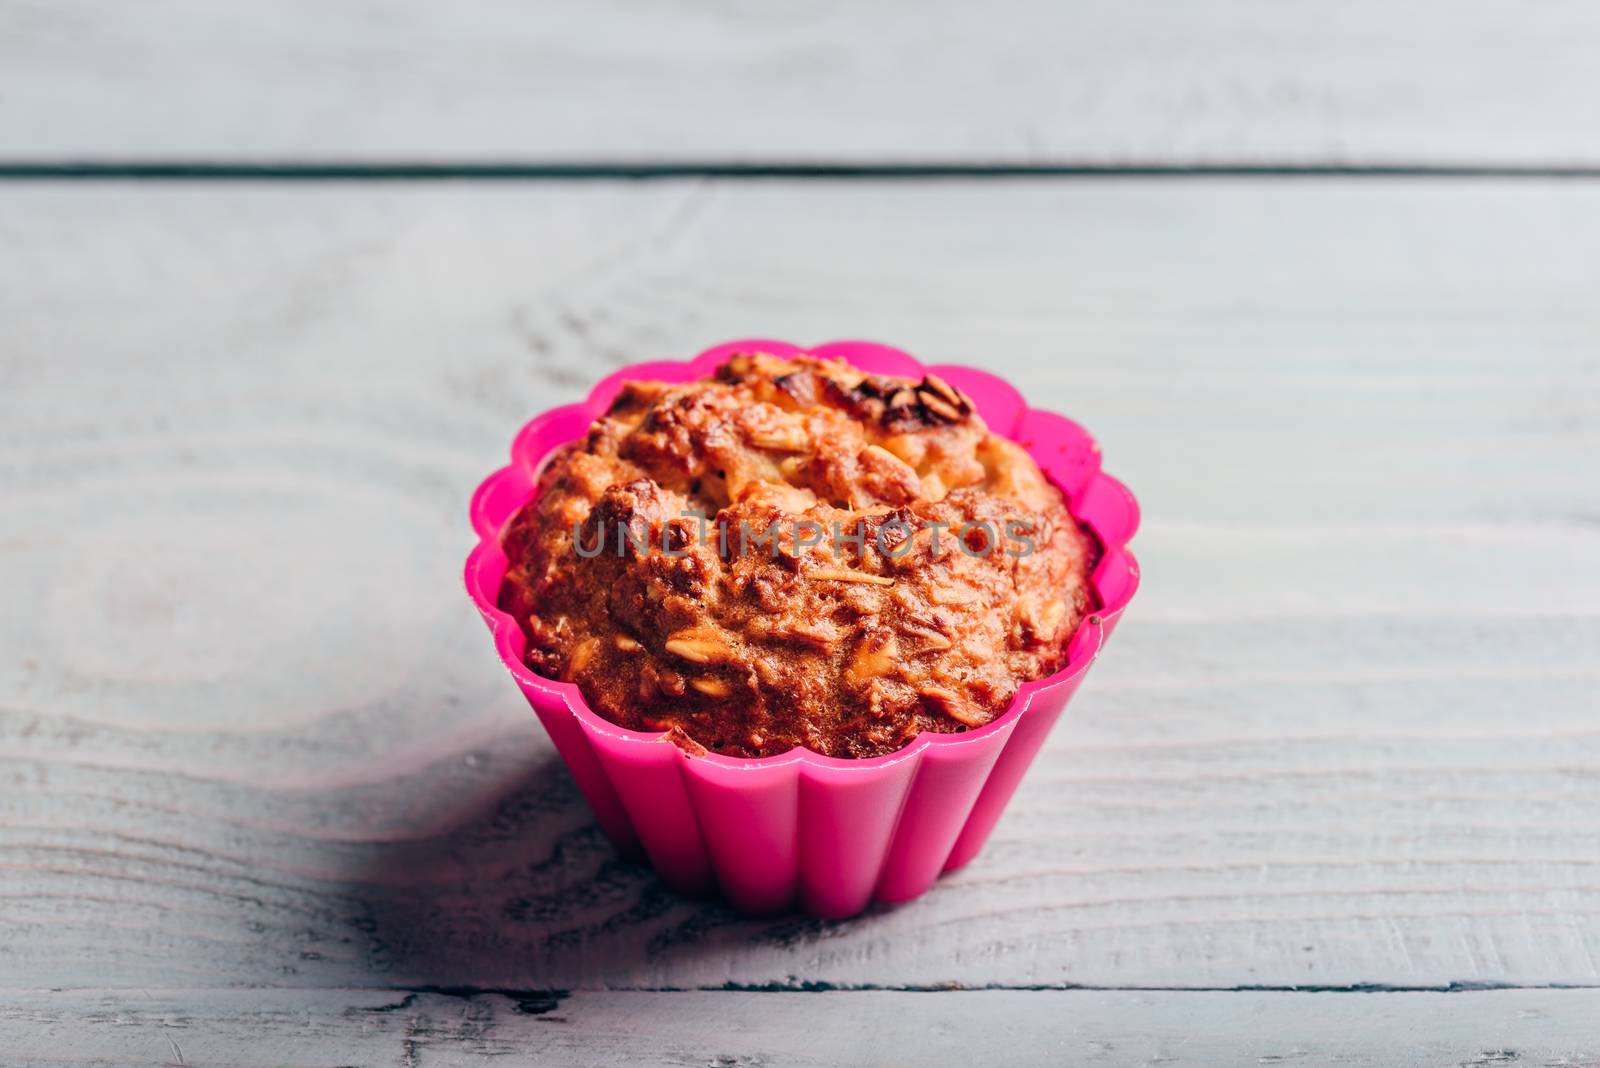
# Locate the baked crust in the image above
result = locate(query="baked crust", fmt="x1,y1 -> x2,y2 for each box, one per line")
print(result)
498,353 -> 1098,759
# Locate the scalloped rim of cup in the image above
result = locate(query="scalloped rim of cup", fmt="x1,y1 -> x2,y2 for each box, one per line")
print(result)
465,339 -> 1141,777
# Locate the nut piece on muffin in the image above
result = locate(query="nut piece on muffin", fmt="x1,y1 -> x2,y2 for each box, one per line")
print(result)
498,352 -> 1099,759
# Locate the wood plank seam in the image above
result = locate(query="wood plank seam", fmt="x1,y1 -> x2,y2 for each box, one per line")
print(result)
9,163 -> 1600,180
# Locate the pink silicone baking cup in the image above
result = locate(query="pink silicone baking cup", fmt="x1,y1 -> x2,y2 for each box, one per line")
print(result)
465,339 -> 1140,918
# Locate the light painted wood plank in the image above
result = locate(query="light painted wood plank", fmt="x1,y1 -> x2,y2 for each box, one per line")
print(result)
1,180 -> 1598,994
4,3 -> 1600,166
4,988 -> 1599,1067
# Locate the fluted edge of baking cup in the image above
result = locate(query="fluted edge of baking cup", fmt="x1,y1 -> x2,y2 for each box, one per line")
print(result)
465,339 -> 1141,917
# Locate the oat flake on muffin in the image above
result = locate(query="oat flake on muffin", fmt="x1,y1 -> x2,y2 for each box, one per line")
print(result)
497,352 -> 1099,759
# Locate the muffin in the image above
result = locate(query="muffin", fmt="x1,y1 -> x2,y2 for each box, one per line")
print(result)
496,351 -> 1100,759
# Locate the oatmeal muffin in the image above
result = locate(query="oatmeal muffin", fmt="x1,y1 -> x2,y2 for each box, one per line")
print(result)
497,352 -> 1099,759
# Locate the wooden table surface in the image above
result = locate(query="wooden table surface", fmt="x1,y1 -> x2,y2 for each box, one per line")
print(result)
3,6 -> 1599,1067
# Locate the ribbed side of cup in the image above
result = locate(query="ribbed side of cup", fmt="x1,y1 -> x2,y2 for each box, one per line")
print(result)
509,673 -> 1095,918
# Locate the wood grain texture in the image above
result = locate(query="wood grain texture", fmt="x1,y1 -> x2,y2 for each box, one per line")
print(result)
3,2 -> 1600,166
5,988 -> 1600,1067
1,180 -> 1598,1007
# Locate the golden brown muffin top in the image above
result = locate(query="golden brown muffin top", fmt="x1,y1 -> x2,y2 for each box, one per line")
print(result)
498,353 -> 1098,759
